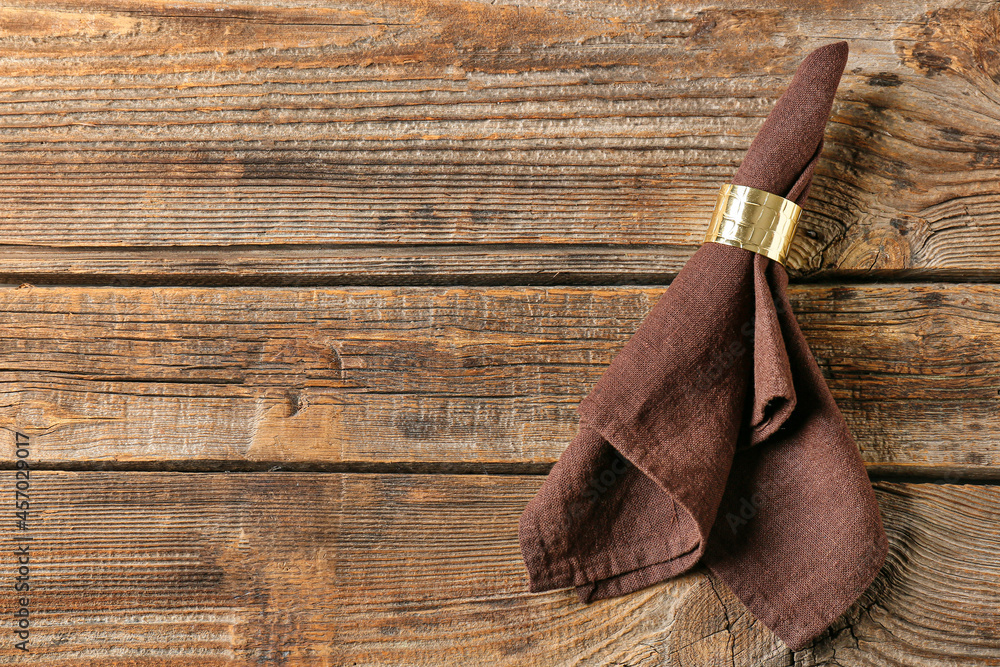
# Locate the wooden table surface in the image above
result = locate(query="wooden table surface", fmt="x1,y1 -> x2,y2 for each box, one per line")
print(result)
1,1 -> 998,665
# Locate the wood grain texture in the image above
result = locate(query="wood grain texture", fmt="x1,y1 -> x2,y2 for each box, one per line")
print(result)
0,470 -> 995,665
0,282 -> 996,473
1,2 -> 997,663
0,0 -> 998,284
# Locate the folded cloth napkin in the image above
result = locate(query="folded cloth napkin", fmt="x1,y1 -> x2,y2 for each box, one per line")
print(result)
518,41 -> 888,651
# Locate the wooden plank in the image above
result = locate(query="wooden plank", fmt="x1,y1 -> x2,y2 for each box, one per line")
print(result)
0,282 -> 996,474
0,470 -> 996,665
0,1 -> 999,282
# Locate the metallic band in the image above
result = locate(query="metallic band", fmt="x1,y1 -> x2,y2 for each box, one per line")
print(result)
702,184 -> 802,265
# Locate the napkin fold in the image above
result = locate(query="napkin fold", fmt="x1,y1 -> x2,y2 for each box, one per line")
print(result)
517,42 -> 888,651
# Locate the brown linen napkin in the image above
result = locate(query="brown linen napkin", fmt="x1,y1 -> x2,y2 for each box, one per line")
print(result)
517,41 -> 888,651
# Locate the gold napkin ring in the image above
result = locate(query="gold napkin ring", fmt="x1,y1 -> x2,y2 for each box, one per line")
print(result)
702,184 -> 802,265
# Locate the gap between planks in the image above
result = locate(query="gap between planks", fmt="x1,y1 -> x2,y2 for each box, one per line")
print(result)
1,459 -> 999,486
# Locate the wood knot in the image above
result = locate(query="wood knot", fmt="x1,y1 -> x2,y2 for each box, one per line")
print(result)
836,228 -> 912,272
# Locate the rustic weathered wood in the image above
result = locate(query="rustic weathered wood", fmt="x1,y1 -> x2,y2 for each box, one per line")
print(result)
0,1 -> 999,283
0,469 -> 995,665
2,1 -> 997,663
0,282 -> 995,474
